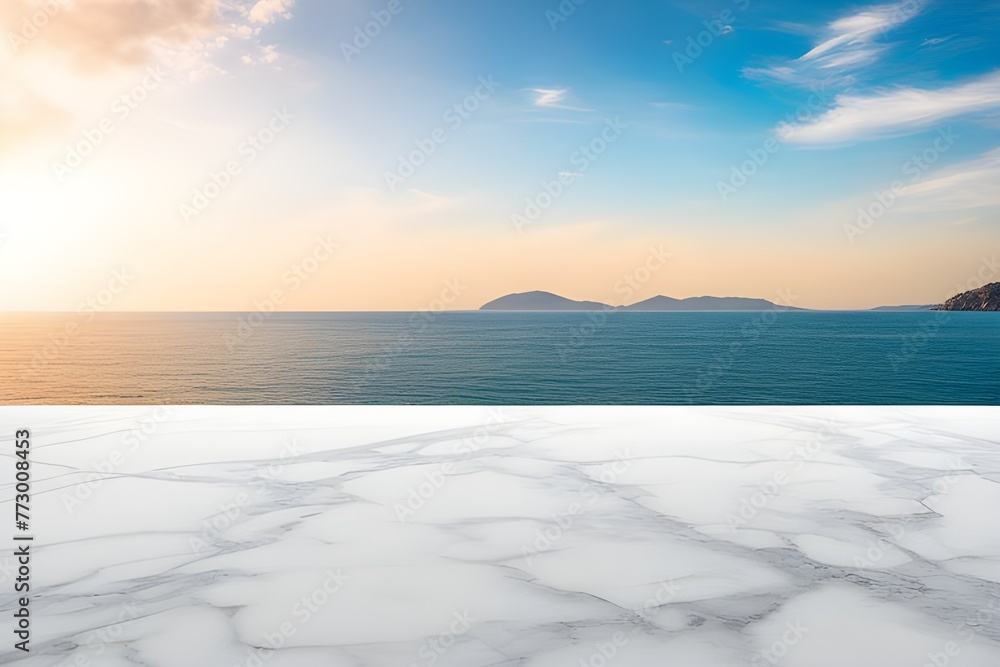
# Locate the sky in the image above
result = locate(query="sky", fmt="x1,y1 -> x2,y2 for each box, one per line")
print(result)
0,0 -> 998,311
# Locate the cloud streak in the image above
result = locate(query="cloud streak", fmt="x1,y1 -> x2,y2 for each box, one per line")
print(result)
746,0 -> 925,88
777,71 -> 1000,144
901,146 -> 1000,210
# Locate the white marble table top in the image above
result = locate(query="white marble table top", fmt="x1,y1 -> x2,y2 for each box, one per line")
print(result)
2,406 -> 999,667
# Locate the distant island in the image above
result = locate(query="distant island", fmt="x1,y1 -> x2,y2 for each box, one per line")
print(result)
480,291 -> 804,311
480,292 -> 611,311
627,295 -> 806,311
480,286 -> 1000,312
933,282 -> 1000,311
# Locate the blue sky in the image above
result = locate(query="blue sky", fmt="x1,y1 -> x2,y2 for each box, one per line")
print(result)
0,0 -> 998,309
310,0 -> 1000,215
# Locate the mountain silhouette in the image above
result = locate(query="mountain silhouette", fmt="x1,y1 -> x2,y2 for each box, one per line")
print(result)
480,291 -> 612,311
480,292 -> 801,311
624,295 -> 799,311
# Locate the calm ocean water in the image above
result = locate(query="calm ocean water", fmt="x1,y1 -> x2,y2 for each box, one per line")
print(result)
2,312 -> 998,404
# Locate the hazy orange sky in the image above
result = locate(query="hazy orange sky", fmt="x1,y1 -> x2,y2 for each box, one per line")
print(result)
1,0 -> 997,311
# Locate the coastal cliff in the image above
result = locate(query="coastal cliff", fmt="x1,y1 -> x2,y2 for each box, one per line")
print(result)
934,283 -> 1000,311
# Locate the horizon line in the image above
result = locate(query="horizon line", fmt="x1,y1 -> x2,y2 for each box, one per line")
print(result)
0,308 -> 948,314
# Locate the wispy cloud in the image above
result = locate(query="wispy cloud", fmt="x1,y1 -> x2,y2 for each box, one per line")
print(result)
900,146 -> 1000,210
532,88 -> 566,107
763,20 -> 815,36
777,71 -> 1000,144
746,0 -> 925,89
921,35 -> 954,47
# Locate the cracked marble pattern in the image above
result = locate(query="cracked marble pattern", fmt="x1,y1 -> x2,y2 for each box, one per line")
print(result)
1,406 -> 1000,666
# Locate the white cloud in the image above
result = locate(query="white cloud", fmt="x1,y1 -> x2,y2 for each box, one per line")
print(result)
261,44 -> 280,63
0,0 -> 296,152
0,0 -> 218,70
746,0 -> 925,89
242,43 -> 281,65
530,88 -> 590,111
249,0 -> 295,24
233,24 -> 257,39
532,88 -> 568,108
776,71 -> 1000,144
0,0 -> 295,74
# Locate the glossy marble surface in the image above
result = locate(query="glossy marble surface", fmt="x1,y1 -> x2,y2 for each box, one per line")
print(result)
2,406 -> 999,666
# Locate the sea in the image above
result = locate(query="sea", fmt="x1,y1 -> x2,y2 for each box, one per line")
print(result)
2,311 -> 998,404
